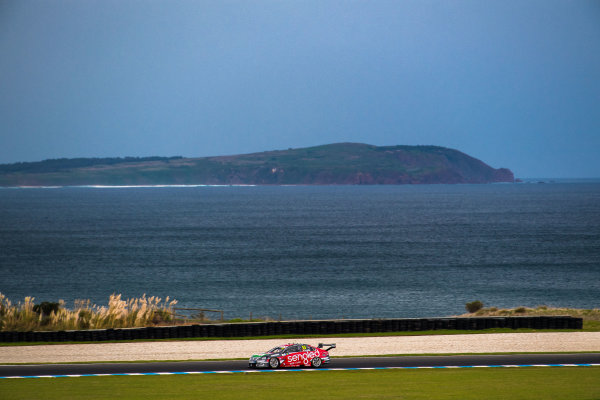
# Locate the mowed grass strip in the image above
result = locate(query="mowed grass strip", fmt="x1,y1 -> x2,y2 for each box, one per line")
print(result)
1,367 -> 599,400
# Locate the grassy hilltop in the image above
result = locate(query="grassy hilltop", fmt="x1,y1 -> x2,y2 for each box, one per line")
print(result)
0,143 -> 514,186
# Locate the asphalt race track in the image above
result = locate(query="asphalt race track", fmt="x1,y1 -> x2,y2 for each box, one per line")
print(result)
2,353 -> 600,378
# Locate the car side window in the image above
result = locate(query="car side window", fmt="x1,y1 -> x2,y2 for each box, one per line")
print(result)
289,345 -> 301,353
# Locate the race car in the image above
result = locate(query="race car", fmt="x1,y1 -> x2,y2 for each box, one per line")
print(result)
248,342 -> 336,369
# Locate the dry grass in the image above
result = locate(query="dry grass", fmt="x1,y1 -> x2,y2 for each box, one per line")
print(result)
0,293 -> 177,332
461,305 -> 600,330
463,305 -> 599,320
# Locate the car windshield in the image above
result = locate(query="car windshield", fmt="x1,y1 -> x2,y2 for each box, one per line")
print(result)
266,346 -> 284,354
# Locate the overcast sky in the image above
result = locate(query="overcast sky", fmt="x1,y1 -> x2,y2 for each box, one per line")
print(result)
1,0 -> 599,177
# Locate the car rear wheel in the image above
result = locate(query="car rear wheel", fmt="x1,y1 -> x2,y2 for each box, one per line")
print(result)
311,357 -> 322,368
269,357 -> 280,369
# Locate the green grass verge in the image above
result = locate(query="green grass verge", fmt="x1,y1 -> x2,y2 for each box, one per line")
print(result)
584,320 -> 600,330
0,327 -> 592,347
1,367 -> 599,400
3,351 -> 600,366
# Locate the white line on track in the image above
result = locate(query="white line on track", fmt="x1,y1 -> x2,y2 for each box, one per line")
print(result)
2,364 -> 599,379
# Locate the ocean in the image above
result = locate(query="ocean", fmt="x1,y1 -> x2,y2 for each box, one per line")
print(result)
1,182 -> 599,320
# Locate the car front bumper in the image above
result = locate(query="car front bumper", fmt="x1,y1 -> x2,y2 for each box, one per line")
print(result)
248,358 -> 271,368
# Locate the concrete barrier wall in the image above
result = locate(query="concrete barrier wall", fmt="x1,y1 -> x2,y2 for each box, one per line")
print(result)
0,316 -> 582,343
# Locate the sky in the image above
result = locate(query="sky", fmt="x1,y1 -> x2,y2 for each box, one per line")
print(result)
1,0 -> 599,178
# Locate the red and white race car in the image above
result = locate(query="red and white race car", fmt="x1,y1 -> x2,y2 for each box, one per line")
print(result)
248,343 -> 336,369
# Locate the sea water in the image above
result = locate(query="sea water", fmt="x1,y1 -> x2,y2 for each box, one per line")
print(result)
0,182 -> 599,319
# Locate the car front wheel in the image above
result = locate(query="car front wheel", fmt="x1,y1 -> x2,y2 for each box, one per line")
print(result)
269,357 -> 280,369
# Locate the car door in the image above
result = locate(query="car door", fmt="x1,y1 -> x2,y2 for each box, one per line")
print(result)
284,345 -> 303,367
298,344 -> 315,366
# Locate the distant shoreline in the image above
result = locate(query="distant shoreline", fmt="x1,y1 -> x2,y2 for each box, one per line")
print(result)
0,143 -> 515,186
2,179 -> 600,189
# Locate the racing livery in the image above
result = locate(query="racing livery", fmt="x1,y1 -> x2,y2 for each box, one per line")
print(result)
248,343 -> 336,369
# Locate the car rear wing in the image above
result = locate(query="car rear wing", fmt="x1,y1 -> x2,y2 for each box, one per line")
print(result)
318,343 -> 336,351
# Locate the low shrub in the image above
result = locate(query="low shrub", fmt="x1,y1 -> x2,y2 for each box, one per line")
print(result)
33,301 -> 61,316
465,300 -> 484,313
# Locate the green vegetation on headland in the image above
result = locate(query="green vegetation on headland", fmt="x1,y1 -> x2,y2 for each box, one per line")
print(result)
2,368 -> 599,400
0,156 -> 183,174
0,143 -> 514,186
